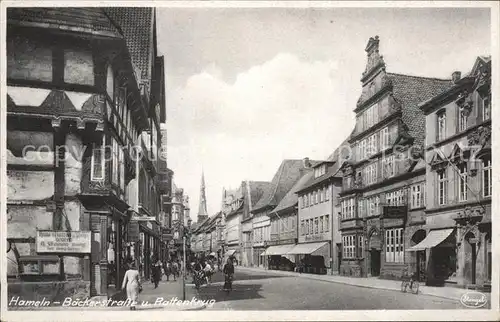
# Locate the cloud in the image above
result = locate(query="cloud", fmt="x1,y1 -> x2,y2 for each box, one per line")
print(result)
166,53 -> 355,216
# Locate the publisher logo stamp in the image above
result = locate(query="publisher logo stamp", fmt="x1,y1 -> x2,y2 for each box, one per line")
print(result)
460,291 -> 488,308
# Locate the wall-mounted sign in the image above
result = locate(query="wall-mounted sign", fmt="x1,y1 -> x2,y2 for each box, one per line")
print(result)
304,235 -> 324,242
132,216 -> 156,221
383,206 -> 407,219
36,231 -> 91,253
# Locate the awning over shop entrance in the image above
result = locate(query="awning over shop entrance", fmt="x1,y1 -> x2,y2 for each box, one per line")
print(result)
260,244 -> 295,256
406,228 -> 454,252
286,241 -> 329,255
225,250 -> 236,256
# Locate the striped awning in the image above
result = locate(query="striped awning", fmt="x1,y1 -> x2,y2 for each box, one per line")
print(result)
260,244 -> 295,256
406,228 -> 454,252
286,241 -> 329,255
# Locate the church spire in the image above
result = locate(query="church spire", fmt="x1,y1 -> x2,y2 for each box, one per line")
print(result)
197,169 -> 208,222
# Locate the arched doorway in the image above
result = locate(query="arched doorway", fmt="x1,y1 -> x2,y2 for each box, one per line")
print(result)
411,230 -> 426,282
464,231 -> 478,285
368,229 -> 382,277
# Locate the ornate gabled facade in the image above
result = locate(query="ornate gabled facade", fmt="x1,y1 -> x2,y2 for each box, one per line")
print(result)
6,7 -> 167,302
338,36 -> 452,280
418,56 -> 491,289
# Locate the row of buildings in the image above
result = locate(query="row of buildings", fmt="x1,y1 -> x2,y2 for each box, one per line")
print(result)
191,36 -> 492,290
5,8 -> 189,303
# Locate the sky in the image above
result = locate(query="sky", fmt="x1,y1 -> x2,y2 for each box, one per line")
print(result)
156,6 -> 491,221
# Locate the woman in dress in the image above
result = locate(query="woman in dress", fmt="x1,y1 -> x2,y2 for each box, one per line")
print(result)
121,262 -> 141,310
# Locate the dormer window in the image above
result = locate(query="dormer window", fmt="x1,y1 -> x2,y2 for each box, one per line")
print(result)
314,164 -> 326,178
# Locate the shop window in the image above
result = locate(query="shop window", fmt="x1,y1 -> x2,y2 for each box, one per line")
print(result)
385,228 -> 404,263
91,136 -> 106,181
458,163 -> 468,202
482,158 -> 492,197
64,49 -> 94,85
7,35 -> 53,82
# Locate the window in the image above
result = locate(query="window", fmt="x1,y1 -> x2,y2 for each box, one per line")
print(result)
483,96 -> 491,121
367,196 -> 380,216
358,199 -> 365,218
106,64 -> 114,100
437,111 -> 446,141
365,163 -> 377,185
342,235 -> 356,259
309,219 -> 313,235
319,216 -> 324,233
458,106 -> 468,132
410,183 -> 424,209
300,220 -> 305,236
314,218 -> 319,234
320,188 -> 324,203
383,155 -> 395,178
483,158 -> 492,197
64,49 -> 94,85
366,134 -> 377,157
458,163 -> 468,202
357,235 -> 364,258
380,127 -> 390,150
325,186 -> 330,201
91,136 -> 106,181
438,169 -> 448,205
325,215 -> 329,232
7,36 -> 53,82
341,198 -> 355,220
385,228 -> 404,263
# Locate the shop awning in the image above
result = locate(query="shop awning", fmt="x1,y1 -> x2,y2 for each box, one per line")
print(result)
225,250 -> 236,257
406,228 -> 454,252
260,244 -> 295,256
286,241 -> 329,255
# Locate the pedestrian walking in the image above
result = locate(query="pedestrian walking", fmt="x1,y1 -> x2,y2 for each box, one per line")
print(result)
172,261 -> 179,281
121,262 -> 142,311
164,261 -> 171,281
151,256 -> 162,289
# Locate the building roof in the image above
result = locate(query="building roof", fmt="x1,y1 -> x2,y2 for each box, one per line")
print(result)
271,169 -> 314,214
104,8 -> 154,80
297,162 -> 342,193
387,73 -> 452,147
7,8 -> 123,38
252,159 -> 312,213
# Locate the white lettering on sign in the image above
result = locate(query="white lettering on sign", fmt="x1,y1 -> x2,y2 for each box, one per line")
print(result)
37,231 -> 91,253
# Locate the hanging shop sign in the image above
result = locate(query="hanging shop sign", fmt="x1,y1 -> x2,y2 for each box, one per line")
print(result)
36,231 -> 91,253
128,221 -> 140,242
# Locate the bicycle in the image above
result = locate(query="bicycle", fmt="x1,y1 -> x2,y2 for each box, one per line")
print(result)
400,270 -> 419,294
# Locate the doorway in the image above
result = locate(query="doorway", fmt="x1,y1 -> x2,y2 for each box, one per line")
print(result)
370,249 -> 381,277
465,232 -> 477,285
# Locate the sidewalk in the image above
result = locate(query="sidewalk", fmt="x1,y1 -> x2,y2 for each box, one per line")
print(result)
237,266 -> 490,303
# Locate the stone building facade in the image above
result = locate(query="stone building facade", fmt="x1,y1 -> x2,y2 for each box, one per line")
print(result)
417,56 -> 491,288
337,36 -> 452,280
295,160 -> 343,275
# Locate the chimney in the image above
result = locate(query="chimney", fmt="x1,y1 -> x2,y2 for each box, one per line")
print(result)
303,157 -> 311,169
452,71 -> 461,84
